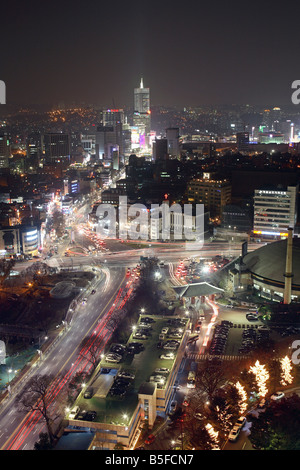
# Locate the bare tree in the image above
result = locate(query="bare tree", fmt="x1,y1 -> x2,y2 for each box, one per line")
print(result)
0,259 -> 15,286
196,358 -> 228,401
16,374 -> 61,445
78,334 -> 104,372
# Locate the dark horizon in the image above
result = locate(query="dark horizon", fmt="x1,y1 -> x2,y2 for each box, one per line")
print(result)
1,0 -> 300,108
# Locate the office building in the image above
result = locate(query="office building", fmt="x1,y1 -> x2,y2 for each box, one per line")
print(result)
0,223 -> 41,258
26,132 -> 42,171
133,78 -> 151,151
134,78 -> 150,114
253,185 -> 298,238
236,132 -> 249,154
166,127 -> 180,159
186,173 -> 232,220
43,133 -> 70,164
102,109 -> 125,127
0,133 -> 10,169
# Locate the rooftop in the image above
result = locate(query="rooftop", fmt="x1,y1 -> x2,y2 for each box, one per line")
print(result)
75,315 -> 188,425
243,238 -> 300,286
173,282 -> 224,298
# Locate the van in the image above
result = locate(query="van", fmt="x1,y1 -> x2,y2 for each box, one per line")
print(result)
69,406 -> 80,419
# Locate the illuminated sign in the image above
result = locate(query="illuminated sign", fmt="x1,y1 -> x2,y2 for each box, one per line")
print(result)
253,230 -> 288,237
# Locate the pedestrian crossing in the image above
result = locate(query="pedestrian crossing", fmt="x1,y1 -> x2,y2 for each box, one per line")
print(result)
188,353 -> 250,361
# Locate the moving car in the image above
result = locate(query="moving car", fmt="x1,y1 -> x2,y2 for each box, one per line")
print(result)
182,396 -> 190,407
145,434 -> 155,445
169,400 -> 177,415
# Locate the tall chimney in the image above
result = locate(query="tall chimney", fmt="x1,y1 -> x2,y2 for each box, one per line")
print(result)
283,227 -> 294,304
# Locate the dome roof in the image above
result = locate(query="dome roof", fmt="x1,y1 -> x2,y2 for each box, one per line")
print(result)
243,238 -> 300,287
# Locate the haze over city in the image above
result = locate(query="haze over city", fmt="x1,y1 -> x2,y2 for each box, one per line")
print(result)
1,0 -> 300,107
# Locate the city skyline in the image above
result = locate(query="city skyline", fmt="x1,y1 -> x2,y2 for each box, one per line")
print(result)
1,0 -> 300,454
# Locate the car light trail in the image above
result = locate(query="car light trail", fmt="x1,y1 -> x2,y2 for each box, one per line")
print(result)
4,272 -> 137,450
200,298 -> 219,352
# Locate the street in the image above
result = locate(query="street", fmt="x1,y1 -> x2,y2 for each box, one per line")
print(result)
0,266 -> 127,450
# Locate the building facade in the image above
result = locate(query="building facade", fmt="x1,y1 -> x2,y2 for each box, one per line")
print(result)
253,185 -> 298,238
186,173 -> 232,220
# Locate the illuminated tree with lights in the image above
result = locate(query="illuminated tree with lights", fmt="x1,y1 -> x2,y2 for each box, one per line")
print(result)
235,381 -> 247,415
249,360 -> 269,397
280,356 -> 293,387
205,423 -> 220,450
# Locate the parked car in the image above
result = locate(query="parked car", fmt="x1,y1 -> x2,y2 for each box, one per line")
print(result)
154,368 -> 169,374
105,353 -> 122,363
235,416 -> 246,429
83,387 -> 93,399
246,313 -> 258,321
84,410 -> 97,421
228,425 -> 241,442
270,391 -> 285,401
160,353 -> 174,360
68,406 -> 80,419
118,371 -> 135,380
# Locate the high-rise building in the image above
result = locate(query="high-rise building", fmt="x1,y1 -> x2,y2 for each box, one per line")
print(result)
253,185 -> 298,238
102,108 -> 125,127
166,127 -> 180,159
95,125 -> 117,160
0,133 -> 10,169
26,132 -> 42,171
134,78 -> 150,114
133,78 -> 151,151
236,132 -> 249,154
43,133 -> 70,164
186,173 -> 232,220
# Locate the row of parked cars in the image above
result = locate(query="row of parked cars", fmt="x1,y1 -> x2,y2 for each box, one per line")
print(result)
209,321 -> 232,355
68,405 -> 97,421
239,328 -> 257,354
109,374 -> 134,398
149,367 -> 170,387
239,326 -> 270,354
105,340 -> 146,363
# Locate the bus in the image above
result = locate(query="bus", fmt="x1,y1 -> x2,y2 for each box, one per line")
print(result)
187,362 -> 197,389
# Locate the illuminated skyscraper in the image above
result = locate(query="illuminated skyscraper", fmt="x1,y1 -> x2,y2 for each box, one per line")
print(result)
134,78 -> 150,114
133,78 -> 151,152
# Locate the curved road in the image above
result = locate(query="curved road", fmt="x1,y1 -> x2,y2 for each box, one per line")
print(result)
0,266 -> 129,450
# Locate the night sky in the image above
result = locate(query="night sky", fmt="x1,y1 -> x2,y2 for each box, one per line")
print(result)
2,0 -> 300,107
